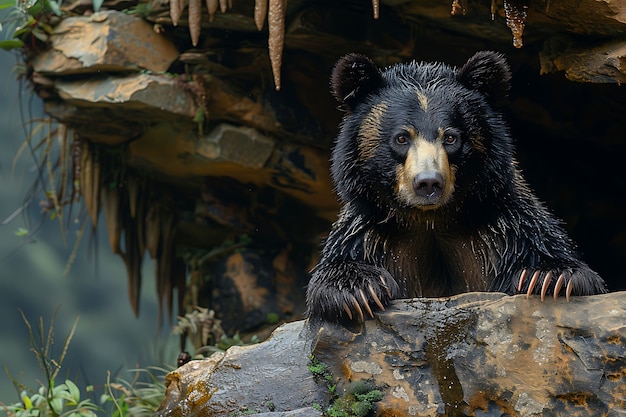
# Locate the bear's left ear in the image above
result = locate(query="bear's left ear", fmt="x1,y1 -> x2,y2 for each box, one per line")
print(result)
457,51 -> 511,102
330,53 -> 385,112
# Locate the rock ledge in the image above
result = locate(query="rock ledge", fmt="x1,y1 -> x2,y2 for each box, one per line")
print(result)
156,292 -> 626,417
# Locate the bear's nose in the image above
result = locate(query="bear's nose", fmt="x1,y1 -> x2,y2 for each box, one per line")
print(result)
413,172 -> 444,199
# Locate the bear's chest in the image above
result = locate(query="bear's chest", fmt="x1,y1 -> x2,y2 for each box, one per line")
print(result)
379,229 -> 493,297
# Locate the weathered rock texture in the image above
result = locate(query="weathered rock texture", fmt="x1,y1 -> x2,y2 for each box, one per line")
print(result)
156,292 -> 626,417
17,0 -> 626,334
31,10 -> 179,74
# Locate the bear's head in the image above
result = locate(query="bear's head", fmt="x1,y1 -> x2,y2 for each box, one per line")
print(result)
329,52 -> 514,220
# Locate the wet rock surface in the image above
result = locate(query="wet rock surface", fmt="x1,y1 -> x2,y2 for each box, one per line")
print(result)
156,292 -> 626,417
156,320 -> 328,417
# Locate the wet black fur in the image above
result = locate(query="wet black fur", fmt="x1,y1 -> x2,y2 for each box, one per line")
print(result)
306,51 -> 607,321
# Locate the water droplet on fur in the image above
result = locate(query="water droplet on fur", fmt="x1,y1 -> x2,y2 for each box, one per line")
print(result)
504,0 -> 528,48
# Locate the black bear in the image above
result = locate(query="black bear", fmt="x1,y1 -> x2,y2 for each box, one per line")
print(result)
306,51 -> 607,321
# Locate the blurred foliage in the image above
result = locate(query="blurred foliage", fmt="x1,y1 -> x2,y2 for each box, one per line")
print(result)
172,306 -> 260,359
100,367 -> 169,417
0,309 -> 170,417
4,113 -> 93,279
172,306 -> 225,356
0,306 -> 266,417
2,308 -> 97,417
3,380 -> 99,417
0,0 -> 62,51
0,0 -> 112,51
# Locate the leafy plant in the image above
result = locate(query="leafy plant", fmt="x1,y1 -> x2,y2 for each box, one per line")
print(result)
307,357 -> 382,417
0,0 -> 62,51
0,308 -> 171,417
1,307 -> 100,417
3,380 -> 99,417
100,367 -> 170,417
326,380 -> 382,417
307,355 -> 335,392
0,0 -> 113,51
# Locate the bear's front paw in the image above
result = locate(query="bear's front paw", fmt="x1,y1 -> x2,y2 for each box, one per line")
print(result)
516,267 -> 607,301
306,265 -> 400,322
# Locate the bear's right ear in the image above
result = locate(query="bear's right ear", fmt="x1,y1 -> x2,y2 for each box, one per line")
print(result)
330,53 -> 384,112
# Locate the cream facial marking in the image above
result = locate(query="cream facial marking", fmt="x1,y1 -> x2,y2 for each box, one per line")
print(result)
395,132 -> 455,208
357,102 -> 388,160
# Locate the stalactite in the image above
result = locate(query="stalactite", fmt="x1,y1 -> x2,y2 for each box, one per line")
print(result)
206,0 -> 218,22
268,0 -> 286,91
219,0 -> 227,13
170,0 -> 181,26
188,0 -> 202,46
254,0 -> 268,30
451,0 -> 467,16
504,0 -> 528,48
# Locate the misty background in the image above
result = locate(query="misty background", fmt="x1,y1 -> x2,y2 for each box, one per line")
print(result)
0,51 -> 179,402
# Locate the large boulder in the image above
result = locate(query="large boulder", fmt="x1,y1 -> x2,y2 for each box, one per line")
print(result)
155,292 -> 626,416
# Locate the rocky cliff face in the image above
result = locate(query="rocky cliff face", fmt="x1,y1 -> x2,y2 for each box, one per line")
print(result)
155,292 -> 626,417
13,0 -> 626,335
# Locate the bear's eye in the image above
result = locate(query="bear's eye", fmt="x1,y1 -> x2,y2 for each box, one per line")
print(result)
443,134 -> 457,145
395,134 -> 409,145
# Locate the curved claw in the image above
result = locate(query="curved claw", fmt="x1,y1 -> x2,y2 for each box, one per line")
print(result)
359,288 -> 375,318
566,279 -> 573,302
553,273 -> 566,302
380,275 -> 392,298
368,284 -> 385,311
342,302 -> 353,320
526,270 -> 541,298
517,269 -> 529,292
540,271 -> 552,302
350,294 -> 364,322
